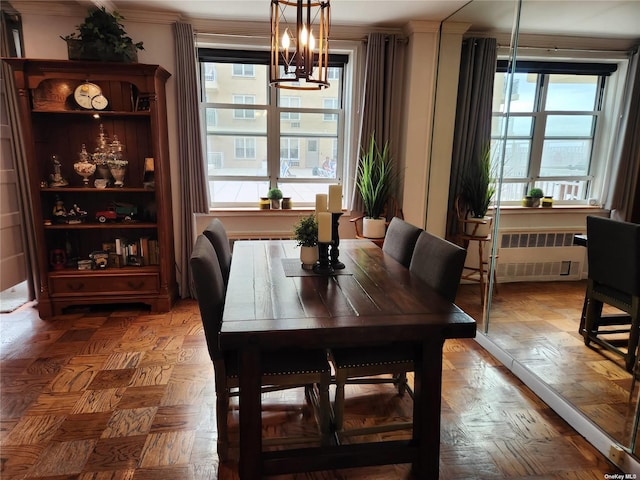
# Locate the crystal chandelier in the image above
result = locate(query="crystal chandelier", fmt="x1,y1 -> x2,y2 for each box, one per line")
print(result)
270,0 -> 330,90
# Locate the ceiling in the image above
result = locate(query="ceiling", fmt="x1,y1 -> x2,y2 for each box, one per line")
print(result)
8,0 -> 640,40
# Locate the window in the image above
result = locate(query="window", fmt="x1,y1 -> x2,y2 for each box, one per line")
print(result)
323,98 -> 338,121
281,96 -> 301,120
232,64 -> 255,77
492,61 -> 616,203
199,48 -> 349,207
233,95 -> 256,119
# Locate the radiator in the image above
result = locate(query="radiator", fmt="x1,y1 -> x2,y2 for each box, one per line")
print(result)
228,231 -> 292,250
495,230 -> 586,282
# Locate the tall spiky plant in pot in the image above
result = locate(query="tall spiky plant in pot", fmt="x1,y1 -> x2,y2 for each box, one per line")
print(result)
356,133 -> 395,239
461,142 -> 496,237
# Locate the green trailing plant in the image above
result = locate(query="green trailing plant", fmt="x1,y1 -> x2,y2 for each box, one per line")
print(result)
356,133 -> 395,219
292,214 -> 318,247
267,187 -> 283,200
462,142 -> 496,218
528,187 -> 544,199
61,7 -> 144,63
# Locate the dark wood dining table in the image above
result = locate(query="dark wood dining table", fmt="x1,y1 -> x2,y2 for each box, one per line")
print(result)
219,239 -> 477,479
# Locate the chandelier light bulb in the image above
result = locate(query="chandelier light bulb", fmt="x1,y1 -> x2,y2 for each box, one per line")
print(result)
282,30 -> 290,50
301,26 -> 308,47
309,31 -> 315,51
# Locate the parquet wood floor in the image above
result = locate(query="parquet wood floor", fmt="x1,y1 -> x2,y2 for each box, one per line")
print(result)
0,294 -> 622,479
456,280 -> 639,456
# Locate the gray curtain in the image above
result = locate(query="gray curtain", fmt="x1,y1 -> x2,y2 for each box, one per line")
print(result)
1,8 -> 38,302
608,45 -> 640,224
173,22 -> 209,298
446,37 -> 497,239
350,33 -> 406,213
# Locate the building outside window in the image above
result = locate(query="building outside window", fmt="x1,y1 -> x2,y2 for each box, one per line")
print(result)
491,61 -> 617,204
200,49 -> 348,208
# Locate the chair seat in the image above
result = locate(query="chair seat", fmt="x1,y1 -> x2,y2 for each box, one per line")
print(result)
592,283 -> 633,310
224,349 -> 331,378
330,344 -> 413,369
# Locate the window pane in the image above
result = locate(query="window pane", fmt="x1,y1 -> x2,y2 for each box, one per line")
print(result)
207,108 -> 267,132
208,180 -> 269,204
279,136 -> 337,179
277,182 -> 340,205
540,139 -> 591,176
492,115 -> 533,137
545,75 -> 598,111
281,112 -> 338,135
492,139 -> 531,179
498,182 -> 528,201
493,72 -> 538,113
545,115 -> 594,137
203,63 -> 268,103
205,134 -> 267,176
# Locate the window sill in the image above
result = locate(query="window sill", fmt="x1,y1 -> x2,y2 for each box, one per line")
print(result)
491,205 -> 609,215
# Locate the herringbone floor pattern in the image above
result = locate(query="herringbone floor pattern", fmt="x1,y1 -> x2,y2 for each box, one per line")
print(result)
0,284 -> 624,479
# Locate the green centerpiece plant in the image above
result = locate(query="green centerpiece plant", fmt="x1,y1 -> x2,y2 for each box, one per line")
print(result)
61,7 -> 144,63
293,214 -> 319,269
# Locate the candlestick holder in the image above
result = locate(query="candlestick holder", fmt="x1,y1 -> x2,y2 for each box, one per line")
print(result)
330,212 -> 345,269
313,242 -> 334,275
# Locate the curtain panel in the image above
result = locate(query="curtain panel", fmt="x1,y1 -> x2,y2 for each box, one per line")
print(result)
173,22 -> 209,298
350,33 -> 406,213
608,46 -> 640,224
446,37 -> 497,240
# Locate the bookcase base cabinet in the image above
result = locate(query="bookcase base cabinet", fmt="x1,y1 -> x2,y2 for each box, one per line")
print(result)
41,269 -> 174,317
4,59 -> 177,319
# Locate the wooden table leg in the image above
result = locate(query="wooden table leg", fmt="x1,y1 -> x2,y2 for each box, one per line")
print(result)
238,345 -> 262,480
412,339 -> 444,479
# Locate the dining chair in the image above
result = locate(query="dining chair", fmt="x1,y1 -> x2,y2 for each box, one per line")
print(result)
381,217 -> 423,267
190,235 -> 332,460
582,215 -> 640,372
203,218 -> 233,285
329,230 -> 467,435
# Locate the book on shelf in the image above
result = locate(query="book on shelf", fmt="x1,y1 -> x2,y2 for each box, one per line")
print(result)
108,236 -> 159,267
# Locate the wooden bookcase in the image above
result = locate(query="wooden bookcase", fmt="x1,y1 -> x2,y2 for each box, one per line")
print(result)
5,59 -> 176,318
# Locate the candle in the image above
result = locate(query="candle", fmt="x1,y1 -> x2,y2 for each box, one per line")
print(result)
317,211 -> 332,242
328,184 -> 342,213
315,193 -> 328,212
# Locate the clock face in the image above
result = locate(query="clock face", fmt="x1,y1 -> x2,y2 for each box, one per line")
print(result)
74,82 -> 102,110
91,94 -> 109,111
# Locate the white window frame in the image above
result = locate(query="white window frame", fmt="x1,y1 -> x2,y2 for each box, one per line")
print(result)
492,59 -> 625,205
198,40 -> 363,209
233,95 -> 256,119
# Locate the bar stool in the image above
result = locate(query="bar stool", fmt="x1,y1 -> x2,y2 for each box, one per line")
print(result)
455,196 -> 498,304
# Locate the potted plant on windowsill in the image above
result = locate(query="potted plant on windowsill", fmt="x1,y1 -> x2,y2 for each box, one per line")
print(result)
355,133 -> 395,239
461,142 -> 496,237
293,214 -> 319,269
527,187 -> 544,207
61,7 -> 144,63
267,187 -> 283,209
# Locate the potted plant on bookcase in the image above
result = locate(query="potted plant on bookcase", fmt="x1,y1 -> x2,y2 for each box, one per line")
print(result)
461,142 -> 496,237
293,214 -> 319,269
61,7 -> 144,63
355,133 -> 395,239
